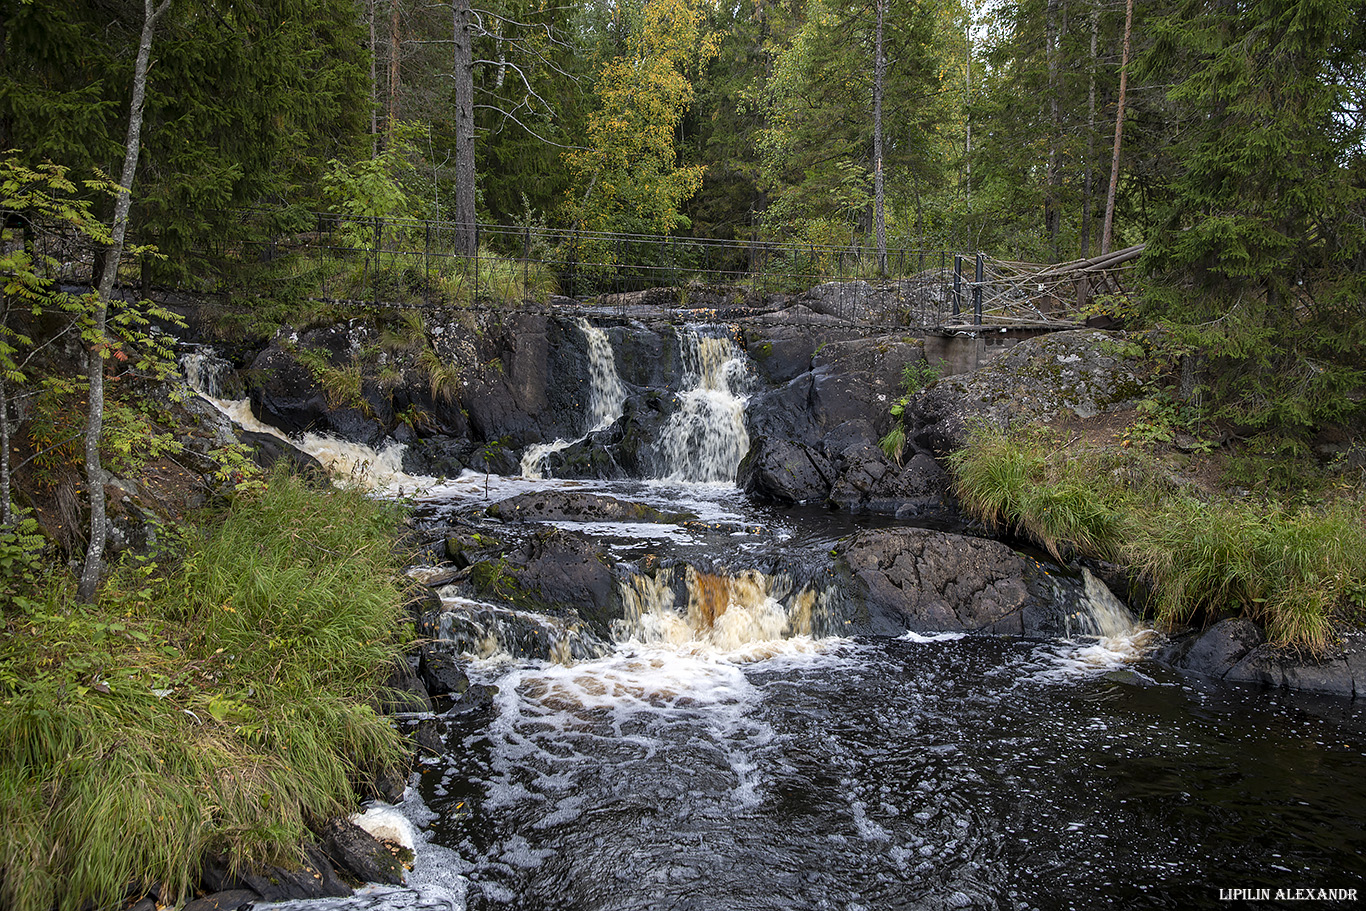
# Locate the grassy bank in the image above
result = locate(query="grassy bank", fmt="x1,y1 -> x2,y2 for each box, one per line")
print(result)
949,426 -> 1366,652
0,476 -> 412,911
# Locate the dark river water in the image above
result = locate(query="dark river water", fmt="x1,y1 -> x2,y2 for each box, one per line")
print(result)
263,476 -> 1366,911
187,340 -> 1366,911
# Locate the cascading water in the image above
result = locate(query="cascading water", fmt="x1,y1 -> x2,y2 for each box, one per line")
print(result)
655,326 -> 751,483
520,319 -> 629,479
180,347 -> 428,492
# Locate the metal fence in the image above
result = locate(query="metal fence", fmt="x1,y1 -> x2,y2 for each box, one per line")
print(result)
11,211 -> 1117,328
214,214 -> 979,324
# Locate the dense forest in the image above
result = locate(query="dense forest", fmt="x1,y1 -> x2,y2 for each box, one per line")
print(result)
3,0 -> 1362,258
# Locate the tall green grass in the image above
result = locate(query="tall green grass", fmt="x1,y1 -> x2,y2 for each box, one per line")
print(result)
948,426 -> 1129,561
0,476 -> 412,911
949,425 -> 1366,651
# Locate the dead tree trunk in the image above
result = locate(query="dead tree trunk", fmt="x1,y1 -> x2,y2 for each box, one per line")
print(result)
1101,0 -> 1134,255
452,0 -> 477,255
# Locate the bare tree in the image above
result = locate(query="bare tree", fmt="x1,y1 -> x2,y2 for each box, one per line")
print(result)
78,0 -> 171,602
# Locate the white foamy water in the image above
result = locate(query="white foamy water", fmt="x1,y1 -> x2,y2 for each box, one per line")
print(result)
520,319 -> 628,478
1028,569 -> 1156,682
262,789 -> 468,911
182,349 -> 437,495
656,327 -> 751,483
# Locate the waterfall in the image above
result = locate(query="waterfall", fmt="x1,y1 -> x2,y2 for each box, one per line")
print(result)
180,347 -> 429,493
521,319 -> 628,479
614,565 -> 838,660
655,327 -> 751,484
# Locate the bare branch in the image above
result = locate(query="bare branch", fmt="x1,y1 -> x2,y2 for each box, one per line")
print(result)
473,104 -> 589,151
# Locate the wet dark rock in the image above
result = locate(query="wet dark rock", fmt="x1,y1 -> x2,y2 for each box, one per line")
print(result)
413,718 -> 447,754
418,645 -> 469,696
240,430 -> 327,478
462,527 -> 621,636
464,440 -> 521,476
835,528 -> 1038,635
380,657 -> 432,714
447,682 -> 500,715
460,313 -> 589,448
247,330 -> 388,447
320,817 -> 405,886
1156,622 -> 1366,699
1155,618 -> 1264,679
182,890 -> 261,911
446,529 -> 504,568
403,587 -> 442,620
487,490 -> 692,524
737,437 -> 834,504
201,844 -> 350,900
400,435 -> 470,478
538,394 -> 676,480
427,601 -> 611,662
1223,637 -> 1366,699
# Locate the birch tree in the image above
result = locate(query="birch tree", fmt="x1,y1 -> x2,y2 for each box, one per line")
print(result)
77,0 -> 169,603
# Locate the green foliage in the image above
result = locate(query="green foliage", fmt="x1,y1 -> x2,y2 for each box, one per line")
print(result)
0,476 -> 410,911
1127,497 -> 1366,652
752,0 -> 946,244
566,0 -> 718,234
948,425 -> 1126,561
0,517 -> 47,614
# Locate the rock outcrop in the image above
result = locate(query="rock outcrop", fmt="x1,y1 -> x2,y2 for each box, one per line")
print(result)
907,329 -> 1145,454
1156,620 -> 1366,699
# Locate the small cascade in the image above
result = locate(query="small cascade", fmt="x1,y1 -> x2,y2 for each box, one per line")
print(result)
180,347 -> 430,493
1029,568 -> 1155,679
521,319 -> 628,479
614,565 -> 838,660
655,327 -> 751,483
179,347 -> 237,399
433,594 -> 612,664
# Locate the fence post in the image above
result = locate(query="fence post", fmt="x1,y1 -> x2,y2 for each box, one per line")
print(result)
373,218 -> 381,308
973,252 -> 984,326
953,254 -> 962,317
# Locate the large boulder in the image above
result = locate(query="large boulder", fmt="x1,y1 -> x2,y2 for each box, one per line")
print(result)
737,437 -> 835,504
908,329 -> 1145,454
835,527 -> 1040,635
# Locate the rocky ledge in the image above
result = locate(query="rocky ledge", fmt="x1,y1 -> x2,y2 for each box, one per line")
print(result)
1155,618 -> 1366,699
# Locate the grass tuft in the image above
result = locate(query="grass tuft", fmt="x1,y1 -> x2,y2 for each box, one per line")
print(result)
948,425 -> 1366,651
0,475 -> 412,911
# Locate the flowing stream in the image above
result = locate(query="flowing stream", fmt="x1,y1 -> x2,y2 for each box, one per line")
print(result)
183,329 -> 1366,911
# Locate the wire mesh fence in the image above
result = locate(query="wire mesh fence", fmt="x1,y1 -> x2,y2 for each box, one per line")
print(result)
10,210 -> 1129,328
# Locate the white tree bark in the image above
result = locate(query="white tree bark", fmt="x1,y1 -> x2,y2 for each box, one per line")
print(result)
78,0 -> 170,602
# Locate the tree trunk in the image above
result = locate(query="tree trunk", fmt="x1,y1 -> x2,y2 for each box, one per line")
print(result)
1081,0 -> 1098,257
1044,0 -> 1062,257
1,370 -> 12,528
387,0 -> 402,137
369,0 -> 378,155
78,0 -> 169,603
452,0 -> 477,254
872,0 -> 886,274
964,16 -> 972,218
1101,0 -> 1134,255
